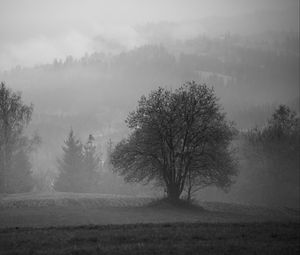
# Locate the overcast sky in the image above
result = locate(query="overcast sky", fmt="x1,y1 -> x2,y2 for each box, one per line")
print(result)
0,0 -> 298,71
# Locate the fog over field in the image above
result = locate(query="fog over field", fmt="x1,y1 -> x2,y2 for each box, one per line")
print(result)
0,0 -> 299,218
0,1 -> 299,254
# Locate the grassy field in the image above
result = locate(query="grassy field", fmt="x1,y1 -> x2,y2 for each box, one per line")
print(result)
0,222 -> 299,254
0,192 -> 299,254
0,192 -> 299,228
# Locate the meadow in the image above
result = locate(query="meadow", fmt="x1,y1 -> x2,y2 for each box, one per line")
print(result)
0,222 -> 299,255
0,192 -> 299,254
0,192 -> 299,228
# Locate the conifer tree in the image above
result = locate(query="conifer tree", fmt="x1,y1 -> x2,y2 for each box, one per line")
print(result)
83,134 -> 101,192
55,129 -> 84,192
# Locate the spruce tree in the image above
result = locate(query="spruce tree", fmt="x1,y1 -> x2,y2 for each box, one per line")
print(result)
83,134 -> 101,192
55,129 -> 84,192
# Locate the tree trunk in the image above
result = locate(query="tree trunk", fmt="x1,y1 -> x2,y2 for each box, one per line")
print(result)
166,183 -> 181,202
187,185 -> 192,202
0,145 -> 8,193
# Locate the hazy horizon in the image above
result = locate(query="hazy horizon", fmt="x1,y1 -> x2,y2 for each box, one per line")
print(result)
0,0 -> 298,71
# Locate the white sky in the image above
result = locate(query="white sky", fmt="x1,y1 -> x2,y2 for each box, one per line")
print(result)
0,0 -> 298,70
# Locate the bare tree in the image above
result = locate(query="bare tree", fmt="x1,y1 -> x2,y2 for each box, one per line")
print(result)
111,81 -> 237,202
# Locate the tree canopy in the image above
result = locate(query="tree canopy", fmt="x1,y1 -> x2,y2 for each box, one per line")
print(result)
111,81 -> 237,201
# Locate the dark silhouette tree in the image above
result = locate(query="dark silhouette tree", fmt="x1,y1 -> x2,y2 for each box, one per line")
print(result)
111,81 -> 237,202
267,104 -> 298,138
0,82 -> 36,193
55,129 -> 84,192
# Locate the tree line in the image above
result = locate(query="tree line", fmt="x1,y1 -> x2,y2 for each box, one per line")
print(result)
0,82 -> 102,193
0,81 -> 299,204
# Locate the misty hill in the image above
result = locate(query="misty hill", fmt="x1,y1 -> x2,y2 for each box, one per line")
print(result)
1,39 -> 298,154
0,33 -> 298,208
1,34 -> 298,119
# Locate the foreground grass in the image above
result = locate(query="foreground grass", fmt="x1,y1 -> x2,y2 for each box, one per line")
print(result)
0,222 -> 299,255
1,195 -> 298,228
